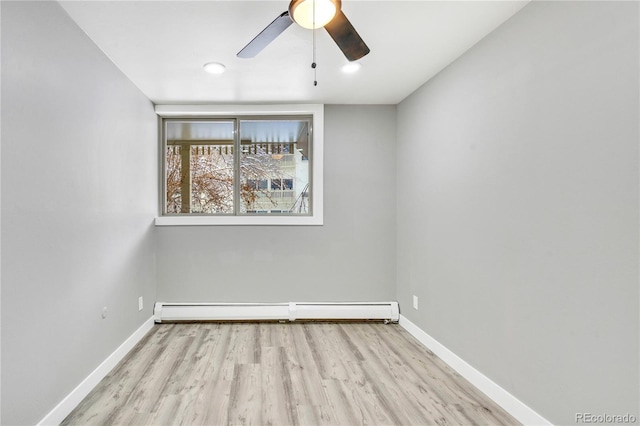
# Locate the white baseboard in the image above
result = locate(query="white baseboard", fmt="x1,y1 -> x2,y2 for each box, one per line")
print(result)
398,315 -> 551,426
37,317 -> 155,426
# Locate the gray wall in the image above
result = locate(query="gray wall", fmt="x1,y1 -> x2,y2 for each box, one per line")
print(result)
396,1 -> 639,424
1,2 -> 158,425
156,105 -> 397,303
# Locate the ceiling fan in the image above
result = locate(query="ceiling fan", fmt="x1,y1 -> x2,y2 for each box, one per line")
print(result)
237,0 -> 370,62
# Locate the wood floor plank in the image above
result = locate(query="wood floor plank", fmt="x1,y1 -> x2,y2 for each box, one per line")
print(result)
302,324 -> 352,381
149,394 -> 183,425
260,346 -> 298,426
286,325 -> 333,408
62,322 -> 520,426
320,379 -> 365,426
227,363 -> 262,425
195,379 -> 232,426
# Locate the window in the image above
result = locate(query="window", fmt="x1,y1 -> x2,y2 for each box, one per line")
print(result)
155,105 -> 323,226
163,117 -> 310,215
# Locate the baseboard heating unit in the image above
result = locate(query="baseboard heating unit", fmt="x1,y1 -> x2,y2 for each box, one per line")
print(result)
153,302 -> 400,323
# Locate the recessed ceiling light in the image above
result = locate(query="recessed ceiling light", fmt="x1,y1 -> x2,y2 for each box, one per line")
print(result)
341,62 -> 362,74
203,62 -> 226,74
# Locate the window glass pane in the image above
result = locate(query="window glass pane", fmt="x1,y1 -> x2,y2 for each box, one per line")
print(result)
239,119 -> 311,214
165,120 -> 234,214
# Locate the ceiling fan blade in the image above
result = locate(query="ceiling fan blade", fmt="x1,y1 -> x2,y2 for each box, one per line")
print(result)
237,11 -> 293,58
324,10 -> 370,61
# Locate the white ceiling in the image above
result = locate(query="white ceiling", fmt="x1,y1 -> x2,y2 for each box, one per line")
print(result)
59,0 -> 529,105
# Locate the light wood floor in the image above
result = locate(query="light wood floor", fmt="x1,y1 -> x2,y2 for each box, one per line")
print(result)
62,322 -> 519,426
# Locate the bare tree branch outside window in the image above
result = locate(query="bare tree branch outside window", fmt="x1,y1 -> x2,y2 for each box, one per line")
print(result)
166,144 -> 286,214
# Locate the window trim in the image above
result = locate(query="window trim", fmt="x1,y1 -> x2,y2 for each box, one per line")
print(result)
154,104 -> 324,226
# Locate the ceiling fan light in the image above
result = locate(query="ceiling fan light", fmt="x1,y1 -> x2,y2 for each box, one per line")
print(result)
289,0 -> 337,29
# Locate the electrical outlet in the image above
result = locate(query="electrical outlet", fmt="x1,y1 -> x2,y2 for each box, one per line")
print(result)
412,295 -> 419,310
138,296 -> 144,311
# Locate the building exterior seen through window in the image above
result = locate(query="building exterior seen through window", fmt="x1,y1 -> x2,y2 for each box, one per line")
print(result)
163,117 -> 312,215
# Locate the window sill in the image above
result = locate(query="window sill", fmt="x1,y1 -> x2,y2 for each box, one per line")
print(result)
155,215 -> 323,226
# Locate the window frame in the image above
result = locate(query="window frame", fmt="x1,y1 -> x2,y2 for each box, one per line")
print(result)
154,104 -> 324,226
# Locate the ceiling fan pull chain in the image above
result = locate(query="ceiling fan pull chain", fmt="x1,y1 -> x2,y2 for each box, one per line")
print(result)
312,0 -> 318,86
312,37 -> 317,86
